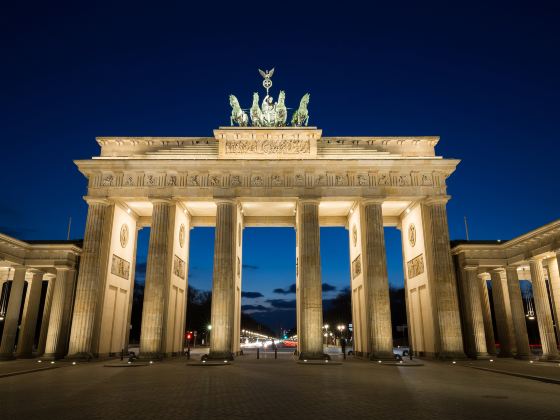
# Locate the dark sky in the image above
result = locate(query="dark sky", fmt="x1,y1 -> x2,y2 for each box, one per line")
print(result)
2,2 -> 559,329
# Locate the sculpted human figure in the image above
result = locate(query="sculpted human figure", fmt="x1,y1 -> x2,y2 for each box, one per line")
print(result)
250,92 -> 263,127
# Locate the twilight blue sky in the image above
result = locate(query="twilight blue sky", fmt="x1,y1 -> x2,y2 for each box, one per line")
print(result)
1,2 -> 559,326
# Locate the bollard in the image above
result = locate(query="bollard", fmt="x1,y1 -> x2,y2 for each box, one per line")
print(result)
121,348 -> 124,361
257,347 -> 260,359
275,348 -> 278,359
187,348 -> 191,360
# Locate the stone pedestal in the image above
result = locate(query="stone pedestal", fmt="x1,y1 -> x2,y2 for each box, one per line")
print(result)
461,267 -> 489,358
296,199 -> 325,360
16,270 -> 44,358
67,200 -> 112,359
139,200 -> 173,359
208,200 -> 237,360
44,268 -> 77,359
490,269 -> 514,357
0,267 -> 27,359
362,200 -> 394,360
478,275 -> 497,355
421,199 -> 465,359
529,258 -> 559,360
505,266 -> 531,359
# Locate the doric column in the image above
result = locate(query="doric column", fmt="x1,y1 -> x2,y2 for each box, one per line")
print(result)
546,253 -> 560,343
208,199 -> 237,360
36,275 -> 56,356
461,267 -> 489,358
421,198 -> 464,358
478,274 -> 497,355
296,198 -> 325,360
362,199 -> 393,360
0,267 -> 27,359
490,269 -> 514,357
67,199 -> 112,359
44,267 -> 77,359
529,258 -> 559,360
505,266 -> 531,359
16,270 -> 45,358
140,199 -> 173,358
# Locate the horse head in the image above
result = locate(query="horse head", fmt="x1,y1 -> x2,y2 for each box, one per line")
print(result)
278,91 -> 286,105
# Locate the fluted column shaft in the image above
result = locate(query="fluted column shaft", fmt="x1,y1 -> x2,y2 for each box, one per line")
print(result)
421,199 -> 464,358
547,254 -> 560,342
0,267 -> 27,359
478,275 -> 497,355
362,201 -> 393,359
505,266 -> 531,359
529,258 -> 559,360
209,200 -> 236,359
462,267 -> 489,358
44,268 -> 77,359
297,199 -> 324,359
140,200 -> 173,358
490,269 -> 514,357
37,276 -> 56,356
16,271 -> 44,357
67,201 -> 111,358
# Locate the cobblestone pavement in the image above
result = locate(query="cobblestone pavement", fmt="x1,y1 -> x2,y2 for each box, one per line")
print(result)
1,355 -> 559,420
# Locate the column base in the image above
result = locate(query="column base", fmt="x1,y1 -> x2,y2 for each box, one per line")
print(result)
203,351 -> 234,361
513,353 -> 531,360
474,353 -> 492,360
538,354 -> 560,362
0,353 -> 15,361
42,353 -> 67,360
66,352 -> 95,361
298,352 -> 330,361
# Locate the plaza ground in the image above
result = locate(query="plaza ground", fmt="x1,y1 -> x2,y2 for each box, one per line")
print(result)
1,350 -> 559,419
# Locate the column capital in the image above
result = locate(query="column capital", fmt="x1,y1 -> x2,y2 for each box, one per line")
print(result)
490,267 -> 506,274
463,265 -> 479,271
361,197 -> 385,206
505,265 -> 519,274
83,196 -> 111,205
297,197 -> 320,205
528,255 -> 544,264
214,197 -> 237,206
423,195 -> 451,205
27,268 -> 44,276
148,196 -> 174,205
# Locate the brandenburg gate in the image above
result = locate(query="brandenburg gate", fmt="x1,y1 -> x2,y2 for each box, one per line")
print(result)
66,71 -> 466,361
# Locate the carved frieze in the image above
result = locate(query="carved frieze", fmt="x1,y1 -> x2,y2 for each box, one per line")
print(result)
111,254 -> 130,280
407,254 -> 424,279
90,169 -> 448,192
224,138 -> 310,155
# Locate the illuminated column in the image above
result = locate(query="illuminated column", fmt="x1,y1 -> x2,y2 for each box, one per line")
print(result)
0,267 -> 27,359
296,198 -> 325,360
478,274 -> 497,355
362,200 -> 393,360
490,269 -> 514,357
461,267 -> 489,358
37,275 -> 56,356
421,198 -> 464,358
208,199 -> 237,360
547,254 -> 560,342
529,258 -> 559,360
44,267 -> 78,359
67,199 -> 112,359
139,199 -> 173,358
505,266 -> 531,359
16,270 -> 45,358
